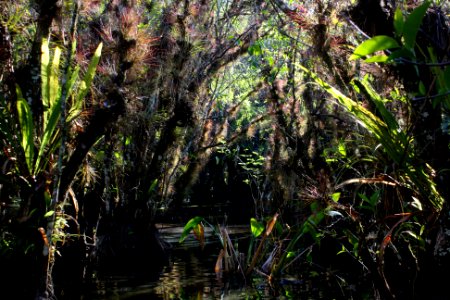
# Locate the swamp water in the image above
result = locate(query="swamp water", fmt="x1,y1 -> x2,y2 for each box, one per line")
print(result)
81,224 -> 350,300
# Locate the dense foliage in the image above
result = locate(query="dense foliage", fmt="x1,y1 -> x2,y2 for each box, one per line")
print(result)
0,0 -> 449,299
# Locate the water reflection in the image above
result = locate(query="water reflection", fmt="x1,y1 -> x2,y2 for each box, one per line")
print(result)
82,225 -> 337,300
85,244 -> 263,300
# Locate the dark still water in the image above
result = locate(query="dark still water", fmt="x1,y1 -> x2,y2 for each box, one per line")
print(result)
83,247 -> 259,300
80,224 -> 351,299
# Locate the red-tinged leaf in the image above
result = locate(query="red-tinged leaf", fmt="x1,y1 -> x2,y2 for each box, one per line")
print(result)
215,249 -> 224,274
265,213 -> 279,236
193,223 -> 205,249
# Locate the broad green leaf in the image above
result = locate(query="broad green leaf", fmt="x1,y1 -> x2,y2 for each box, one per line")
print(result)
403,1 -> 430,50
41,39 -> 50,123
179,216 -> 204,243
331,192 -> 341,203
44,210 -> 55,218
350,36 -> 400,60
16,86 -> 34,173
76,42 -> 103,103
364,55 -> 389,63
393,7 -> 404,37
250,218 -> 264,237
49,47 -> 61,110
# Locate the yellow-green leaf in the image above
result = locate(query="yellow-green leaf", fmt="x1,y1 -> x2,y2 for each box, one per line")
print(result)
179,216 -> 204,243
16,86 -> 34,173
250,218 -> 264,237
44,210 -> 55,218
350,36 -> 400,60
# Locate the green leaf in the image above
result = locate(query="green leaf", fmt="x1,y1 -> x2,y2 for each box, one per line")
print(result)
65,65 -> 81,122
16,86 -> 34,173
387,48 -> 415,61
44,210 -> 55,218
179,216 -> 204,243
41,39 -> 50,121
403,1 -> 430,50
418,81 -> 426,95
250,218 -> 264,237
34,95 -> 62,175
49,47 -> 61,111
393,8 -> 404,37
364,55 -> 389,63
352,77 -> 399,131
331,192 -> 341,203
338,143 -> 346,157
350,36 -> 400,60
147,179 -> 158,195
76,42 -> 103,103
286,251 -> 295,259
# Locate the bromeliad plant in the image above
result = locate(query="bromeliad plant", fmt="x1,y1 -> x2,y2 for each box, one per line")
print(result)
0,17 -> 103,296
272,2 -> 447,297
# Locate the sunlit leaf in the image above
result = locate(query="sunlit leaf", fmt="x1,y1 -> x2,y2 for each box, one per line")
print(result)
49,46 -> 61,111
350,36 -> 400,60
411,196 -> 423,211
44,210 -> 55,218
250,218 -> 264,237
16,86 -> 34,173
286,251 -> 295,259
364,55 -> 389,63
34,94 -> 61,175
337,245 -> 347,255
179,216 -> 204,243
41,38 -> 50,122
76,42 -> 103,103
331,192 -> 341,203
338,143 -> 346,157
